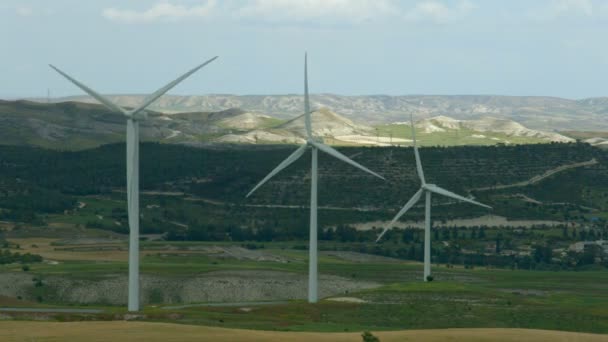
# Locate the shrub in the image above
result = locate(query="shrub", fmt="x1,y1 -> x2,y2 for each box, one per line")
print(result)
361,331 -> 380,342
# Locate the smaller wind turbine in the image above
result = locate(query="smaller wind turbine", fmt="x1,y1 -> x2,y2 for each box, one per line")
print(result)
247,53 -> 385,303
376,115 -> 491,281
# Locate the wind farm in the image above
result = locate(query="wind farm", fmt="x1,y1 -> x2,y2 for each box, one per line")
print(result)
3,1 -> 608,341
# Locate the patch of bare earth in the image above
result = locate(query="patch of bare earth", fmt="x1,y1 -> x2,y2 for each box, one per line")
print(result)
0,322 -> 607,342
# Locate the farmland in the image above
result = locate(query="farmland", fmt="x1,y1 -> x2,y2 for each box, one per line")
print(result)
1,142 -> 608,337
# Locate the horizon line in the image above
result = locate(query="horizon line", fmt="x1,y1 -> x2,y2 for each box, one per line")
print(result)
3,93 -> 606,102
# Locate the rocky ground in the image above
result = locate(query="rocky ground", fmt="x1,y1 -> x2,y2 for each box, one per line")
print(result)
0,270 -> 380,306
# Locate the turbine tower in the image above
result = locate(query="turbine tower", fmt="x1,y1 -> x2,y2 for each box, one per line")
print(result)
246,53 -> 384,303
50,57 -> 218,311
376,115 -> 491,281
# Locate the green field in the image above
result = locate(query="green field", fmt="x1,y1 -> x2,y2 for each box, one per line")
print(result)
1,236 -> 608,334
374,124 -> 549,146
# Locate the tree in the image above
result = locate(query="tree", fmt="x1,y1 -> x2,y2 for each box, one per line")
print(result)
495,233 -> 503,254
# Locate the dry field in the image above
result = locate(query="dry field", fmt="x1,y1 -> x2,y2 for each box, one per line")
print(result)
7,238 -> 129,262
352,215 -> 564,231
0,322 -> 607,341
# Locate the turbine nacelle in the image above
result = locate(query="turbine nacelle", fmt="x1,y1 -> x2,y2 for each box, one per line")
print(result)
246,54 -> 385,200
376,114 -> 492,243
306,137 -> 324,145
50,56 -> 218,123
125,110 -> 149,121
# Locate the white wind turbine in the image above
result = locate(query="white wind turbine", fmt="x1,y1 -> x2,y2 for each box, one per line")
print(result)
376,115 -> 491,281
246,54 -> 385,303
50,57 -> 218,311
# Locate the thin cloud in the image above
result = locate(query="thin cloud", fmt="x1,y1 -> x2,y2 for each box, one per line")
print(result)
100,0 -> 477,26
528,0 -> 594,20
236,0 -> 398,25
12,6 -> 54,17
15,6 -> 33,17
102,1 -> 216,23
403,0 -> 476,24
551,0 -> 593,16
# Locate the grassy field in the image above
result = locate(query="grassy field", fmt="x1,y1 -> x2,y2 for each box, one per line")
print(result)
374,125 -> 546,146
2,235 -> 608,334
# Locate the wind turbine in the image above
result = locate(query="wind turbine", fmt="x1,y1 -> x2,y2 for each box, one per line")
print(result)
376,115 -> 491,282
246,54 -> 385,303
50,57 -> 218,311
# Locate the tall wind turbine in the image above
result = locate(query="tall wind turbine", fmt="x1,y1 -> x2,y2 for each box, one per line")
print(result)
376,115 -> 491,281
50,57 -> 218,311
246,54 -> 385,303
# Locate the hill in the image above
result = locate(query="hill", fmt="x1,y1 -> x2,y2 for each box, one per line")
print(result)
0,142 -> 606,230
0,100 -> 574,150
0,101 -> 286,150
36,94 -> 608,131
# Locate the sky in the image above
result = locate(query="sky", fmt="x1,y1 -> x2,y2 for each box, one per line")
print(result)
1,0 -> 607,99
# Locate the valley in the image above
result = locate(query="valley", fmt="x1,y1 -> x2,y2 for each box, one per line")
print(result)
1,102 -> 608,338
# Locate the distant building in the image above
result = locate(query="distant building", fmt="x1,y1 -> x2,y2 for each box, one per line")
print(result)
569,240 -> 608,253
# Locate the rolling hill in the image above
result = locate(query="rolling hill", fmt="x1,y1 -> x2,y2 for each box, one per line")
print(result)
35,94 -> 608,131
0,100 -> 575,150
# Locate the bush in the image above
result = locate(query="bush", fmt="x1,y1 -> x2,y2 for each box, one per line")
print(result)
426,275 -> 434,282
361,331 -> 380,342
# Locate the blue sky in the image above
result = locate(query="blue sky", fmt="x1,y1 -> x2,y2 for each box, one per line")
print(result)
1,0 -> 607,98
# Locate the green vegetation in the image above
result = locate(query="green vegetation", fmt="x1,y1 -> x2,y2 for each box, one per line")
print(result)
0,236 -> 607,333
374,124 -> 547,146
0,249 -> 42,265
1,142 -> 608,270
142,264 -> 608,333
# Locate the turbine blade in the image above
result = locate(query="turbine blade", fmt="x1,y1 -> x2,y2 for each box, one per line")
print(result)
49,64 -> 126,115
376,188 -> 423,242
410,114 -> 425,184
304,53 -> 314,139
130,56 -> 218,116
246,144 -> 308,197
304,53 -> 313,139
425,184 -> 492,209
310,141 -> 384,180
